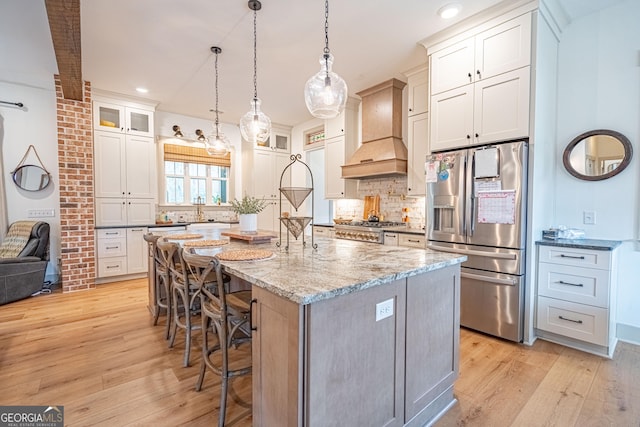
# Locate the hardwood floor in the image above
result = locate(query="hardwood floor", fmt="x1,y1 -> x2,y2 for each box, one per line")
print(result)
1,278 -> 638,426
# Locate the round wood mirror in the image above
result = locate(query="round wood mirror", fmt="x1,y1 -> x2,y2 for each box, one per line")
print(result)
562,129 -> 632,181
12,165 -> 51,191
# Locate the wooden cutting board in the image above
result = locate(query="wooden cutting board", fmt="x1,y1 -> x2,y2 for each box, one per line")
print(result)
221,229 -> 277,244
363,195 -> 380,219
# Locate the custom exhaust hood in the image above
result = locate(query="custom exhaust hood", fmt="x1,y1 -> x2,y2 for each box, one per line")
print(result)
341,78 -> 408,179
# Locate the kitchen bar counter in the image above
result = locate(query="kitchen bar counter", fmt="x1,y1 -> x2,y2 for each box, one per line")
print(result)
187,233 -> 466,426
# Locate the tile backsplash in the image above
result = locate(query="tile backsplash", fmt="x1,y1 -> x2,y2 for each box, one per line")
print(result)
334,176 -> 425,228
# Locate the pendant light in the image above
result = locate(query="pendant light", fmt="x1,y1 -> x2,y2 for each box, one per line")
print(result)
239,0 -> 271,144
304,0 -> 347,119
205,46 -> 231,156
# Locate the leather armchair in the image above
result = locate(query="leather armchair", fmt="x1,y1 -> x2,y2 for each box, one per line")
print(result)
0,221 -> 50,305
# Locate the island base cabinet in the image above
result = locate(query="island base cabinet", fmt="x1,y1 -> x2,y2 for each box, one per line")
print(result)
251,285 -> 304,427
405,267 -> 460,426
306,279 -> 406,427
251,266 -> 460,427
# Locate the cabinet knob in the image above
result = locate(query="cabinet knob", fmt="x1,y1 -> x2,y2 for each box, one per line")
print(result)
409,108 -> 413,112
475,133 -> 479,138
476,70 -> 481,78
468,72 -> 472,79
466,135 -> 471,139
408,187 -> 412,191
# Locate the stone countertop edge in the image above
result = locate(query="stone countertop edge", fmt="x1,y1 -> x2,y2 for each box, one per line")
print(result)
95,221 -> 239,229
314,223 -> 425,235
536,238 -> 622,251
213,240 -> 466,305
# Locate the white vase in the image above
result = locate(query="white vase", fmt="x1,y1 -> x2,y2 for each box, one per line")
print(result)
239,213 -> 258,234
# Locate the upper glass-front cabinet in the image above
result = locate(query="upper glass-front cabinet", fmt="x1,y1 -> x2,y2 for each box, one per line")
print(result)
94,101 -> 154,138
256,127 -> 290,152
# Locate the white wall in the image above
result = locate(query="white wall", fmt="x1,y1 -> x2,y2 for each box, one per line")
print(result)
554,0 -> 640,338
0,81 -> 60,283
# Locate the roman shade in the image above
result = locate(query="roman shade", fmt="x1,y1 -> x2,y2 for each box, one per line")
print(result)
163,143 -> 231,167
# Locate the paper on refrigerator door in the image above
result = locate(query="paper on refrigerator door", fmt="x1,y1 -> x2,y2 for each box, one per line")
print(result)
425,160 -> 439,183
474,147 -> 499,178
477,190 -> 516,224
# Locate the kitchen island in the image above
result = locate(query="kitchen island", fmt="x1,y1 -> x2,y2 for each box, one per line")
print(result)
194,234 -> 467,426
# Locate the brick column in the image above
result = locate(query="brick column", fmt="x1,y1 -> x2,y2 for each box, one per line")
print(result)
55,77 -> 96,292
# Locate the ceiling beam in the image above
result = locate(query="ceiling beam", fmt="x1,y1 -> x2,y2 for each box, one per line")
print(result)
45,0 -> 82,101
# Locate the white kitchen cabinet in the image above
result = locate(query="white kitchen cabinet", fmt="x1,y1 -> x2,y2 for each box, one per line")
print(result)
406,65 -> 429,117
428,12 -> 532,151
242,148 -> 292,232
255,125 -> 291,153
430,67 -> 530,151
94,131 -> 156,200
535,242 -> 619,358
95,198 -> 155,227
313,225 -> 334,238
93,101 -> 154,138
126,227 -> 149,274
96,227 -> 149,279
325,136 -> 357,199
384,232 -> 399,246
407,113 -> 429,196
399,233 -> 426,249
324,97 -> 359,199
430,14 -> 531,96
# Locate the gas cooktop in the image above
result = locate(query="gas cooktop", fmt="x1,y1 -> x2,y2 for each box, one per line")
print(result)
347,221 -> 404,228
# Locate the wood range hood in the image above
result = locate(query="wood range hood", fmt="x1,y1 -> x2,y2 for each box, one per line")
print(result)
341,78 -> 408,179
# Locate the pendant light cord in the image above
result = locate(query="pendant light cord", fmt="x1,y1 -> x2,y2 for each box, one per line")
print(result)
323,0 -> 330,76
214,49 -> 220,137
252,6 -> 258,113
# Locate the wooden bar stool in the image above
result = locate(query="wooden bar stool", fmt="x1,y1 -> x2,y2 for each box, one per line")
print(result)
156,239 -> 202,367
143,233 -> 171,339
182,249 -> 252,427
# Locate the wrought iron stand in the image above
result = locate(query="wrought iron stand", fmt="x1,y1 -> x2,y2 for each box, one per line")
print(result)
276,154 -> 317,251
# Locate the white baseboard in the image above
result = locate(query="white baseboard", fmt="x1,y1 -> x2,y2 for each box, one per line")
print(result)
617,323 -> 640,346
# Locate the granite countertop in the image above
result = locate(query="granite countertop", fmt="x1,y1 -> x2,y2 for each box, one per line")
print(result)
192,235 -> 466,305
536,238 -> 622,251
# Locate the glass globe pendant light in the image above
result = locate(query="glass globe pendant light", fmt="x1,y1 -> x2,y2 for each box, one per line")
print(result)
239,0 -> 271,144
205,46 -> 231,156
304,0 -> 348,119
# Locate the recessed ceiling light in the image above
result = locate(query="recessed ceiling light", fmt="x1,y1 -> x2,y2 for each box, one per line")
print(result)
135,87 -> 148,94
438,3 -> 461,19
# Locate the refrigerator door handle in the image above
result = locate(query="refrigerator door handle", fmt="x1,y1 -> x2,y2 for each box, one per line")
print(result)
461,272 -> 516,286
427,244 -> 517,260
462,154 -> 468,237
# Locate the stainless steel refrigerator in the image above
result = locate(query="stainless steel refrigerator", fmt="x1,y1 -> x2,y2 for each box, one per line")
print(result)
426,140 -> 528,342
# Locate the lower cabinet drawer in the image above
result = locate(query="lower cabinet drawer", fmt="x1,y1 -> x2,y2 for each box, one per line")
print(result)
399,234 -> 426,248
537,262 -> 610,308
97,237 -> 127,257
536,296 -> 608,346
98,257 -> 128,277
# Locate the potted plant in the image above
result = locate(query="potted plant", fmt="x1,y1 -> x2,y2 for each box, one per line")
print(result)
231,195 -> 266,234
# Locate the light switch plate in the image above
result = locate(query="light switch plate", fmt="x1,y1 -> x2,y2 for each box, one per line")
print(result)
27,208 -> 55,218
583,211 -> 596,225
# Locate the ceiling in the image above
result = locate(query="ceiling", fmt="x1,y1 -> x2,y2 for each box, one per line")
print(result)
1,0 -> 626,128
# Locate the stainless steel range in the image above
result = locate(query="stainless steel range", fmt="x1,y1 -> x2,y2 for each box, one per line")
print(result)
334,221 -> 404,244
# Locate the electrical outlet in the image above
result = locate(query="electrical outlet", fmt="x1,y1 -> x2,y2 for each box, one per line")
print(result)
583,211 -> 596,225
27,208 -> 55,218
375,298 -> 394,321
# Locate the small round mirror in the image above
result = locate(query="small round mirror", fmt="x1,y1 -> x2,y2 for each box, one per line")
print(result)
12,165 -> 51,191
563,129 -> 632,181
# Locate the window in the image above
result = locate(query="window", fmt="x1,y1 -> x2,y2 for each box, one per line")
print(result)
163,143 -> 230,205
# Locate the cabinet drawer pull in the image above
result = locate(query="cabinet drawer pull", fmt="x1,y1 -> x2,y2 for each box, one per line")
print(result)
106,265 -> 119,269
558,315 -> 583,324
105,232 -> 118,235
106,246 -> 119,250
407,239 -> 421,243
557,280 -> 584,287
559,254 -> 585,260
